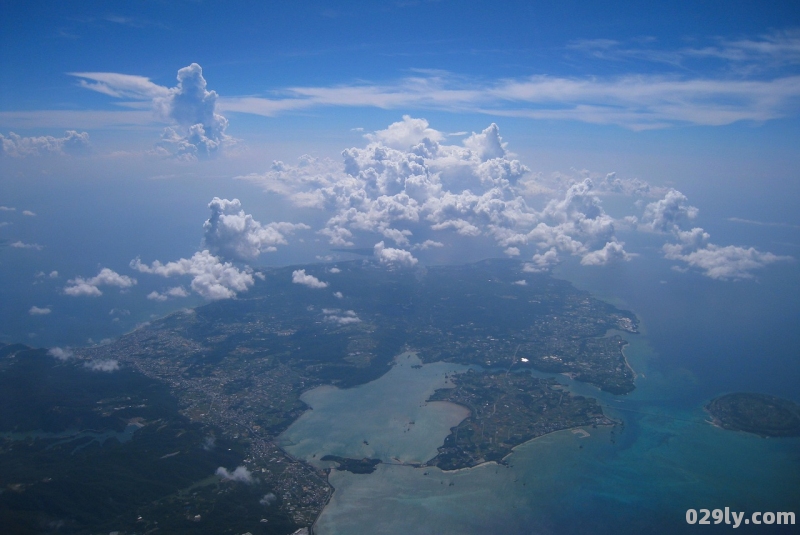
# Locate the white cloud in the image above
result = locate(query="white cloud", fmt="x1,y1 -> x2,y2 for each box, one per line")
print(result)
48,347 -> 73,361
414,240 -> 444,250
328,267 -> 341,273
642,189 -> 698,232
580,240 -> 633,266
374,241 -> 418,267
22,210 -> 36,217
291,269 -> 328,289
166,286 -> 189,297
365,115 -> 444,149
260,493 -> 277,506
131,250 -> 254,300
643,190 -> 792,279
84,359 -> 120,372
203,197 -> 308,261
0,206 -> 15,211
323,308 -> 361,325
147,291 -> 168,302
513,280 -> 527,286
235,117 -> 790,282
0,131 -> 90,157
10,241 -> 43,250
239,120 -> 634,269
663,241 -> 790,280
70,71 -> 169,100
523,248 -> 560,273
64,268 -> 136,297
213,70 -> 800,130
216,466 -> 254,484
462,123 -> 507,161
333,291 -> 344,298
72,64 -> 232,160
29,306 -> 51,315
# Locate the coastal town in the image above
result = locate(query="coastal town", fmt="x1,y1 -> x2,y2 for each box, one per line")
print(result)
69,259 -> 638,532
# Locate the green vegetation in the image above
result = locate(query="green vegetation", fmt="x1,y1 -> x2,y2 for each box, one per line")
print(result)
319,455 -> 382,474
0,344 -> 299,535
706,392 -> 800,438
428,370 -> 613,470
1,259 -> 640,532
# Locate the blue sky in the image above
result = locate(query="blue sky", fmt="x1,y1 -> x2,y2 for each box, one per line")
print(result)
1,1 -> 799,345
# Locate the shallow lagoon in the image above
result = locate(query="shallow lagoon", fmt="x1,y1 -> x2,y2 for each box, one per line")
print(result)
278,352 -> 471,466
281,335 -> 800,534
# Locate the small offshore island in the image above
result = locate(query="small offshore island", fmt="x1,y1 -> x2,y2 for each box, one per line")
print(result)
319,455 -> 382,474
706,393 -> 800,437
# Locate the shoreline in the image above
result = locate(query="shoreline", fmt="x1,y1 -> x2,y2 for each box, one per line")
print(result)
428,421 -> 615,474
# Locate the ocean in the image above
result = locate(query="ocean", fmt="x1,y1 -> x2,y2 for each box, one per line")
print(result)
278,253 -> 800,534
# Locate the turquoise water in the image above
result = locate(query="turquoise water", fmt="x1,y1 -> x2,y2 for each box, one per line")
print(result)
280,333 -> 800,534
278,352 -> 472,466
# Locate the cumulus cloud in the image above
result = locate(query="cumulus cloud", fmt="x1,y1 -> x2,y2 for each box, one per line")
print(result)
240,119 -> 631,273
29,306 -> 51,315
203,197 -> 309,261
147,286 -> 189,301
47,347 -> 73,361
645,190 -> 791,279
72,64 -> 231,160
22,210 -> 36,217
663,239 -> 790,280
131,250 -> 254,300
642,189 -> 698,232
292,269 -> 328,289
323,308 -> 361,325
230,118 -> 784,281
580,240 -> 632,266
153,64 -> 233,159
84,359 -> 120,372
365,115 -> 444,149
374,241 -> 418,267
216,466 -> 254,484
64,268 -> 136,297
0,131 -> 90,157
523,248 -> 560,272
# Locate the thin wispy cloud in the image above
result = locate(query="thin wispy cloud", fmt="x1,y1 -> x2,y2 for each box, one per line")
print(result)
63,70 -> 800,131
728,217 -> 800,229
49,32 -> 800,132
568,30 -> 800,73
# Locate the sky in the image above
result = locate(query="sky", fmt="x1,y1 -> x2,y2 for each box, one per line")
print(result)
1,0 -> 799,347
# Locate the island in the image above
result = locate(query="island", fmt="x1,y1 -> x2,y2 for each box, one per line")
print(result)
706,392 -> 800,437
319,455 -> 382,474
1,259 -> 639,533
